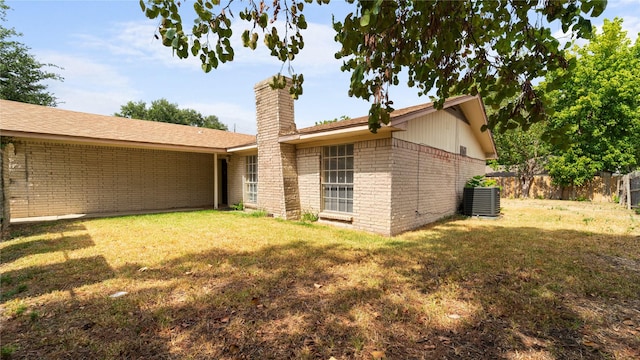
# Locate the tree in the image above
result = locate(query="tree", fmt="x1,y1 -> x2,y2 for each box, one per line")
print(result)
0,0 -> 63,106
489,122 -> 550,198
140,0 -> 606,133
114,100 -> 148,120
545,18 -> 640,187
115,98 -> 228,130
201,114 -> 227,129
315,115 -> 350,126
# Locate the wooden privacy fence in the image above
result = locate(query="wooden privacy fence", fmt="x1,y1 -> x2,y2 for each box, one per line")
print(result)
492,173 -> 617,202
619,171 -> 640,209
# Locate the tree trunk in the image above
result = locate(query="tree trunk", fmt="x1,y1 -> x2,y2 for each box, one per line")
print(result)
520,175 -> 533,198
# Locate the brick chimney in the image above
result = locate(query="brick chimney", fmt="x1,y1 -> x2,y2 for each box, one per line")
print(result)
254,76 -> 300,219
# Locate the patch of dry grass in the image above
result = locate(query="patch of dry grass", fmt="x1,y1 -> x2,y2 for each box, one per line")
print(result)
1,200 -> 639,359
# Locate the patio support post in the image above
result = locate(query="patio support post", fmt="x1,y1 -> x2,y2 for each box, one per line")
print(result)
0,142 -> 14,237
214,153 -> 218,209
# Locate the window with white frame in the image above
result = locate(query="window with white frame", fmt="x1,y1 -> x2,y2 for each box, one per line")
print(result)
245,155 -> 258,203
322,144 -> 354,213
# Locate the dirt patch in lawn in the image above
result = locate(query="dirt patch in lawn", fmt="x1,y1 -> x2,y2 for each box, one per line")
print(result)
596,254 -> 640,273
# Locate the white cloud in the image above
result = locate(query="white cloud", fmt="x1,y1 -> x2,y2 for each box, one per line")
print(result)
40,52 -> 132,89
34,51 -> 141,115
72,18 -> 341,76
620,16 -> 640,41
52,87 -> 138,116
293,22 -> 343,75
71,21 -> 203,70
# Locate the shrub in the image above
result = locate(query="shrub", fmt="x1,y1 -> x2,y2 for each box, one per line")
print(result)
301,210 -> 319,222
465,175 -> 498,188
245,209 -> 268,218
230,201 -> 244,211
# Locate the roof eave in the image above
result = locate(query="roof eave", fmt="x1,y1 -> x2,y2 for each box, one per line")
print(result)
389,95 -> 476,127
456,96 -> 498,158
1,130 -> 227,154
280,124 -> 403,144
227,143 -> 258,153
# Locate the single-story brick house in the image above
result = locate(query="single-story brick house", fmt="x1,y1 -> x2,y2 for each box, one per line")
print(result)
1,76 -> 496,235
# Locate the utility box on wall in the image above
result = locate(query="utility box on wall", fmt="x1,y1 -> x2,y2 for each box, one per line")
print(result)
463,187 -> 500,217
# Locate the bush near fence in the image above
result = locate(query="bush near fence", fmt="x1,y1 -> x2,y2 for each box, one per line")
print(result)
490,173 -> 618,202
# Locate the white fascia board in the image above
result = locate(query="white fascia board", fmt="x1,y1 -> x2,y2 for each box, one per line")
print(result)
227,143 -> 258,152
1,130 -> 227,154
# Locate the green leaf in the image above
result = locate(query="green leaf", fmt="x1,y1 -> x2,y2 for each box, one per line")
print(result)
208,53 -> 219,68
241,30 -> 250,46
298,14 -> 308,29
165,28 -> 176,40
372,0 -> 383,15
251,33 -> 259,50
580,1 -> 594,14
258,13 -> 268,28
360,12 -> 370,27
590,0 -> 607,17
191,39 -> 201,56
145,7 -> 160,18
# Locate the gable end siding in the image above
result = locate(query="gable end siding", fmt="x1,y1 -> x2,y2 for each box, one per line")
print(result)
393,110 -> 485,159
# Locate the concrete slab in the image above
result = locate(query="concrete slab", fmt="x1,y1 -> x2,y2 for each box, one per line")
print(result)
10,207 -> 212,224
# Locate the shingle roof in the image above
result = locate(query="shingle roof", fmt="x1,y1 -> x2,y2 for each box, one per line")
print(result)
0,100 -> 256,151
297,96 -> 468,134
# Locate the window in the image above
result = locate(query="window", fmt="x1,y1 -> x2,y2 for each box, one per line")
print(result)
322,144 -> 354,213
245,155 -> 258,203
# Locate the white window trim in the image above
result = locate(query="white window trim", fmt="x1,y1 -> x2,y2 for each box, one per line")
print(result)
321,144 -> 354,213
245,155 -> 258,204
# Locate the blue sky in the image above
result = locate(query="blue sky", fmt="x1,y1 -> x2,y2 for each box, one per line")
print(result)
4,1 -> 640,134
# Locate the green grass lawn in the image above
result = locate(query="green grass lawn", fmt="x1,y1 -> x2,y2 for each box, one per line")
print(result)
1,199 -> 639,359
